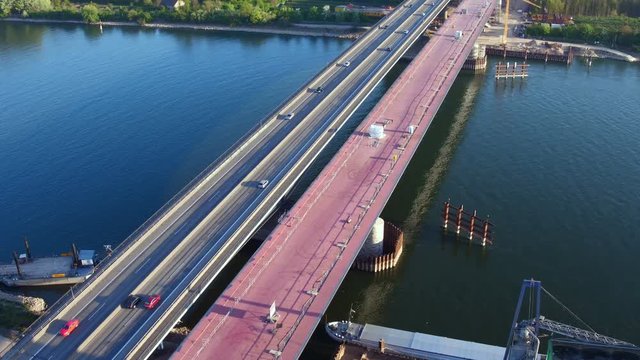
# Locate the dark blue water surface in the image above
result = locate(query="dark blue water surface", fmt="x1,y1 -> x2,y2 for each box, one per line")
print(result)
2,21 -> 640,357
0,22 -> 349,266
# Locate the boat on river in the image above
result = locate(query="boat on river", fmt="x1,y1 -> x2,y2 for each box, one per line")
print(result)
326,279 -> 639,360
0,240 -> 96,287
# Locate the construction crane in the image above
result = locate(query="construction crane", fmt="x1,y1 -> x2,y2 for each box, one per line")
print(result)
503,279 -> 639,360
522,0 -> 541,9
502,0 -> 510,45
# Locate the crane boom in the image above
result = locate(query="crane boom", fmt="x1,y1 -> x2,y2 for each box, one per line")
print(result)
502,0 -> 510,45
504,279 -> 639,360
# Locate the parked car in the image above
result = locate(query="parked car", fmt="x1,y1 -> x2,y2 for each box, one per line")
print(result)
123,295 -> 141,309
60,319 -> 79,337
144,294 -> 161,309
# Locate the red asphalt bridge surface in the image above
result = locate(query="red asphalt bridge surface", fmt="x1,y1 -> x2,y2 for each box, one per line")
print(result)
172,0 -> 495,358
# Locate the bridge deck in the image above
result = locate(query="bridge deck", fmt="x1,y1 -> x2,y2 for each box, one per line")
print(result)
172,0 -> 494,359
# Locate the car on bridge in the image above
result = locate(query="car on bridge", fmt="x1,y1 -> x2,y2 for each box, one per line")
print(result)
144,294 -> 161,309
284,112 -> 295,120
314,86 -> 324,94
378,24 -> 388,29
257,180 -> 269,189
381,47 -> 393,51
397,30 -> 409,34
123,295 -> 141,309
60,319 -> 79,337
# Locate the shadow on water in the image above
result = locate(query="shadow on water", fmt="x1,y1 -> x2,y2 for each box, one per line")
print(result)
82,24 -> 103,41
0,22 -> 46,51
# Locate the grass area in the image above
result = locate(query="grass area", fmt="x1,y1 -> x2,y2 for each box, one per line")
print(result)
0,300 -> 38,332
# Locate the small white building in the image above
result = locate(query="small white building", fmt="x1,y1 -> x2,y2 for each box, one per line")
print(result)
162,0 -> 185,10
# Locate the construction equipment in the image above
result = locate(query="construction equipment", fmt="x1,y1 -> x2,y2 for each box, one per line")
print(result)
502,0 -> 510,45
522,0 -> 541,9
503,279 -> 639,360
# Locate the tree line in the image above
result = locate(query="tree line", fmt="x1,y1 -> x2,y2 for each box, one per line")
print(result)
543,0 -> 640,17
1,0 -> 378,25
527,16 -> 640,50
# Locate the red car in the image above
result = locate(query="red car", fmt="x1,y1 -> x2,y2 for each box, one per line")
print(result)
144,294 -> 161,309
59,319 -> 79,337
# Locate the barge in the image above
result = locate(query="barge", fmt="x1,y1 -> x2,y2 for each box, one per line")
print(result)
0,240 -> 95,287
327,279 -> 639,360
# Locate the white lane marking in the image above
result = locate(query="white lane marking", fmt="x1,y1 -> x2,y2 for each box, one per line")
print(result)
87,304 -> 105,321
173,222 -> 188,236
207,191 -> 220,203
135,258 -> 151,274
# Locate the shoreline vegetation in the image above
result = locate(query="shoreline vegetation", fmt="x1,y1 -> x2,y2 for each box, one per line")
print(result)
526,16 -> 640,53
0,0 -> 390,32
1,16 -> 368,37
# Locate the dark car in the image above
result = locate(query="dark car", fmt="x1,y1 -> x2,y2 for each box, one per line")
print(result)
123,295 -> 141,309
314,86 -> 324,93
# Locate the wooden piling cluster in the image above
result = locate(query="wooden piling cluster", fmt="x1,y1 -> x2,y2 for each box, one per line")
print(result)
442,201 -> 493,246
495,61 -> 529,79
353,222 -> 404,272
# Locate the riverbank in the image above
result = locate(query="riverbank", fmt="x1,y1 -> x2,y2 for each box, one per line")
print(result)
478,23 -> 638,63
0,291 -> 46,355
0,17 -> 367,39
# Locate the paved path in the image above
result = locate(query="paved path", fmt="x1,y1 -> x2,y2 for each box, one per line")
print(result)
171,0 -> 495,359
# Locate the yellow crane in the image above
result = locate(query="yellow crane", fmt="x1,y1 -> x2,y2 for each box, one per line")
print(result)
522,0 -> 542,9
503,0 -> 541,44
502,0 -> 510,45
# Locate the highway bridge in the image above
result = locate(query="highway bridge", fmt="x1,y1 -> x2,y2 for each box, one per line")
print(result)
172,0 -> 495,357
4,0 -> 452,359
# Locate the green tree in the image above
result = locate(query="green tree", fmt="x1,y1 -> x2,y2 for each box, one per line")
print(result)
307,5 -> 319,20
577,23 -> 594,40
1,0 -> 51,15
81,3 -> 99,22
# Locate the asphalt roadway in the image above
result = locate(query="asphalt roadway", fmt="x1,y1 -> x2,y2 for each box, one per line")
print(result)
5,1 -> 446,358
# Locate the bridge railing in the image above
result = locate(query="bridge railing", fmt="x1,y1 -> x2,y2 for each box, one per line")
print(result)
8,13 -> 395,354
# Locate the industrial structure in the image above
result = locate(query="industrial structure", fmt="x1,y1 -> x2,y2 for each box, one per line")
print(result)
324,279 -> 639,360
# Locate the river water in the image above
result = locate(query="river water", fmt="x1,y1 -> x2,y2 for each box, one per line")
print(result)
1,22 -> 639,357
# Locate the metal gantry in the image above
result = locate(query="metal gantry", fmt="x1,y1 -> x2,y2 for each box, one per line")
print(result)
504,279 -> 639,360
